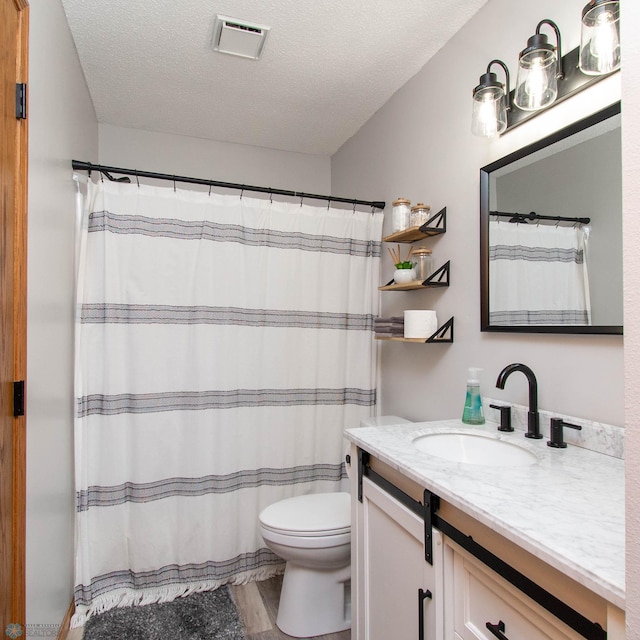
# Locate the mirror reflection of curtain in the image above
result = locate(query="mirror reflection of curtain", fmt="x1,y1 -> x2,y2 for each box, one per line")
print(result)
489,221 -> 591,325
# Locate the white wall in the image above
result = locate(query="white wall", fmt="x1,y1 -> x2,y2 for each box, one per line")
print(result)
622,1 -> 640,634
26,0 -> 98,637
99,124 -> 331,195
26,9 -> 331,636
332,0 -> 623,428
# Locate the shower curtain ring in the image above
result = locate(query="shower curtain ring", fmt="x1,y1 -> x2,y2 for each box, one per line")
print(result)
327,198 -> 331,211
353,201 -> 357,213
240,186 -> 244,199
300,196 -> 303,207
269,190 -> 273,204
135,170 -> 140,188
173,176 -> 176,192
208,183 -> 212,197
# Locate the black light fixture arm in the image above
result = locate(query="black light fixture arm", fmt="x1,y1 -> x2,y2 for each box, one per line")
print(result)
488,59 -> 511,110
71,160 -> 386,211
536,19 -> 564,79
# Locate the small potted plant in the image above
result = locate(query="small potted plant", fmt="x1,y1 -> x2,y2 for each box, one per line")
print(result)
388,245 -> 416,284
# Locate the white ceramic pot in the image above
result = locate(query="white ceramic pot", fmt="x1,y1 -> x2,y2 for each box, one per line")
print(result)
394,268 -> 416,284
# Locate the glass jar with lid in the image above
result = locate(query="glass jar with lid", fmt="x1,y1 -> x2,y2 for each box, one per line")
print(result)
391,198 -> 411,233
410,203 -> 431,228
412,246 -> 434,282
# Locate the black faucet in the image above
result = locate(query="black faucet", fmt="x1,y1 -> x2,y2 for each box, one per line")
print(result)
495,363 -> 542,439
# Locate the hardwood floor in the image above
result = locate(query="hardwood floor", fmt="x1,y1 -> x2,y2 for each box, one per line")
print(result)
231,575 -> 351,640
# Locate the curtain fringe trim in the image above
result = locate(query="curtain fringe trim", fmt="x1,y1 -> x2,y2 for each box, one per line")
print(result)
69,564 -> 285,628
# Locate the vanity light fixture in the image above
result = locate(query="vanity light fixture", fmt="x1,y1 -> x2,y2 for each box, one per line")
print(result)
514,19 -> 563,112
579,0 -> 620,75
471,60 -> 511,138
473,6 -> 621,135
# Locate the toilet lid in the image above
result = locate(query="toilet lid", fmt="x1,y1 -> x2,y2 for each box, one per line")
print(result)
259,492 -> 351,537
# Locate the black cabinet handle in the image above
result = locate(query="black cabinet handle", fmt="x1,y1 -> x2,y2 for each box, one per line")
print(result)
418,588 -> 432,639
486,620 -> 509,640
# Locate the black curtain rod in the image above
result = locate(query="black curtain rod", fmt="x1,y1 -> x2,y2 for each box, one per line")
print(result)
71,161 -> 386,210
490,210 -> 591,225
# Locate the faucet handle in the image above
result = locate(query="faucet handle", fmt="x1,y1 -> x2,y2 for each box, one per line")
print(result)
489,404 -> 513,432
547,418 -> 582,448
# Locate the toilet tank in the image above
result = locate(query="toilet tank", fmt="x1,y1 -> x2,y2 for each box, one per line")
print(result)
359,415 -> 410,427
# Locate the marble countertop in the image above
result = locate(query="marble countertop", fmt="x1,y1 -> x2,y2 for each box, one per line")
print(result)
345,419 -> 625,609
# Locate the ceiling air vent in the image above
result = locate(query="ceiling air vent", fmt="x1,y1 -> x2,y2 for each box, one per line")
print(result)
211,15 -> 270,60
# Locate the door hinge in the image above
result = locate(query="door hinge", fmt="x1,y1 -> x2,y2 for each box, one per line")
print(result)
13,381 -> 25,417
16,83 -> 27,119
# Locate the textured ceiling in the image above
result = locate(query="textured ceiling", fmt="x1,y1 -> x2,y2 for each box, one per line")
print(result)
61,0 -> 488,155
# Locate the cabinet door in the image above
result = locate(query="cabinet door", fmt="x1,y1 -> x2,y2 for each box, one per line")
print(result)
444,537 -> 584,640
361,477 -> 442,640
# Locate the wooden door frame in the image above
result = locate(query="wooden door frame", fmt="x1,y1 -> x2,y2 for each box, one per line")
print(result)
11,0 -> 28,628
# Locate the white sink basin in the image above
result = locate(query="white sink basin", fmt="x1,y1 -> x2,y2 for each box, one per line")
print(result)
412,432 -> 537,467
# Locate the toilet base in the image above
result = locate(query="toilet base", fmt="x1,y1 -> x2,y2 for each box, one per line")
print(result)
276,562 -> 351,638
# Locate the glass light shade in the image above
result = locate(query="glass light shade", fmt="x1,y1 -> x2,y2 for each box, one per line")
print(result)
579,0 -> 620,75
514,49 -> 558,111
472,86 -> 507,137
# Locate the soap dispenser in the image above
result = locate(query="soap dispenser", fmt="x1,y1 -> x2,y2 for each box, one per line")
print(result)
462,367 -> 485,425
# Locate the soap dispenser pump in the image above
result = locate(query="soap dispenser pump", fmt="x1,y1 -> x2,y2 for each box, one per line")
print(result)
462,367 -> 485,425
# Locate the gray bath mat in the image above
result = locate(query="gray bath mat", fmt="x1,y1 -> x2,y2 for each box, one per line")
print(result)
82,586 -> 246,640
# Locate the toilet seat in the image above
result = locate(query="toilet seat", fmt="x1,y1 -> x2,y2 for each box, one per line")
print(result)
259,521 -> 349,537
259,492 -> 350,537
259,526 -> 351,550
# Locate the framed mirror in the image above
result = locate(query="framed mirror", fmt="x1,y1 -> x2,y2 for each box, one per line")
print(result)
480,102 -> 622,335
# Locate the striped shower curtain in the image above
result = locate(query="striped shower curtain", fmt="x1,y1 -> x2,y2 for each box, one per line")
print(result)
489,220 -> 591,325
72,179 -> 382,624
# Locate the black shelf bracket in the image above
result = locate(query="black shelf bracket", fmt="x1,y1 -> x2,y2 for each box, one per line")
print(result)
419,206 -> 446,235
422,260 -> 450,287
426,317 -> 454,343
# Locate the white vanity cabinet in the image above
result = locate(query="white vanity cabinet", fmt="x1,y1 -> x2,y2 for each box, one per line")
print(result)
351,445 -> 443,640
444,537 -> 585,639
349,441 -> 625,640
357,477 -> 442,640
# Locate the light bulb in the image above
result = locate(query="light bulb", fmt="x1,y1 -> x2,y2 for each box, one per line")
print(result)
523,58 -> 547,109
478,96 -> 499,137
588,11 -> 619,73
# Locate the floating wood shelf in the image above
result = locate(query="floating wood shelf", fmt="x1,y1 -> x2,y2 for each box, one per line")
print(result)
379,261 -> 450,291
375,336 -> 430,343
374,317 -> 454,344
382,207 -> 446,243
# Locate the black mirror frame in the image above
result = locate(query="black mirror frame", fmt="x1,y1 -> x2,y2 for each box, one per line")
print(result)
480,101 -> 622,335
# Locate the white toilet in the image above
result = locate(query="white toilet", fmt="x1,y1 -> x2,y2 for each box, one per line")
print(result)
258,416 -> 408,638
259,491 -> 351,637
